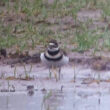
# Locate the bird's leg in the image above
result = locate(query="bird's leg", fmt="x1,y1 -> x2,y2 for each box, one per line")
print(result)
58,67 -> 61,80
52,66 -> 58,81
49,68 -> 52,78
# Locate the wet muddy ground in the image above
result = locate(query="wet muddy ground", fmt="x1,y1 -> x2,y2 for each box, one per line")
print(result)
0,63 -> 110,110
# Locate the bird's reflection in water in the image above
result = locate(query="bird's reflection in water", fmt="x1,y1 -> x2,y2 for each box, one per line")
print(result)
41,90 -> 64,110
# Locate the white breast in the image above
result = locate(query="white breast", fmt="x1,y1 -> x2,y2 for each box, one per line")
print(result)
40,52 -> 69,68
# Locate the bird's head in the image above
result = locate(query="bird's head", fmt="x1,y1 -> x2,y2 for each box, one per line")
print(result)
48,39 -> 59,51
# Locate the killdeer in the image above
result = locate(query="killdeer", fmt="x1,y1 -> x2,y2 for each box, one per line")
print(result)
40,39 -> 69,80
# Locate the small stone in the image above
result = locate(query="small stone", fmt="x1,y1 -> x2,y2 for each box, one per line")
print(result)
27,85 -> 34,90
10,89 -> 15,92
0,48 -> 7,57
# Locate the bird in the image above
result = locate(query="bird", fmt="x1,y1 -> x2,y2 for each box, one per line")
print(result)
40,39 -> 69,80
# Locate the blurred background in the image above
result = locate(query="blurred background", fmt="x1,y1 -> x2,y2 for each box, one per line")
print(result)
0,0 -> 110,55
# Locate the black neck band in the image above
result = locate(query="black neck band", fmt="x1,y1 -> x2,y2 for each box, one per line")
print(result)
44,53 -> 63,61
48,49 -> 60,56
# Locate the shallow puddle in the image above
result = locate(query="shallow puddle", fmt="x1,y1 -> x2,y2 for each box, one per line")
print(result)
0,89 -> 110,110
0,64 -> 110,110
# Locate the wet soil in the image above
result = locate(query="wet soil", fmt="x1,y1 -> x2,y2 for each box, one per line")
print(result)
1,51 -> 110,71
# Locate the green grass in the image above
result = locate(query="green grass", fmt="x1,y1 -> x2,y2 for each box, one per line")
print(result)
74,31 -> 99,52
0,0 -> 110,53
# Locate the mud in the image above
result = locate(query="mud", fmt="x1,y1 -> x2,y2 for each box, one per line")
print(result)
1,51 -> 110,71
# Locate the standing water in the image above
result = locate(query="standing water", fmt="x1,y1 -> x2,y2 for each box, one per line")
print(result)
0,65 -> 110,110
